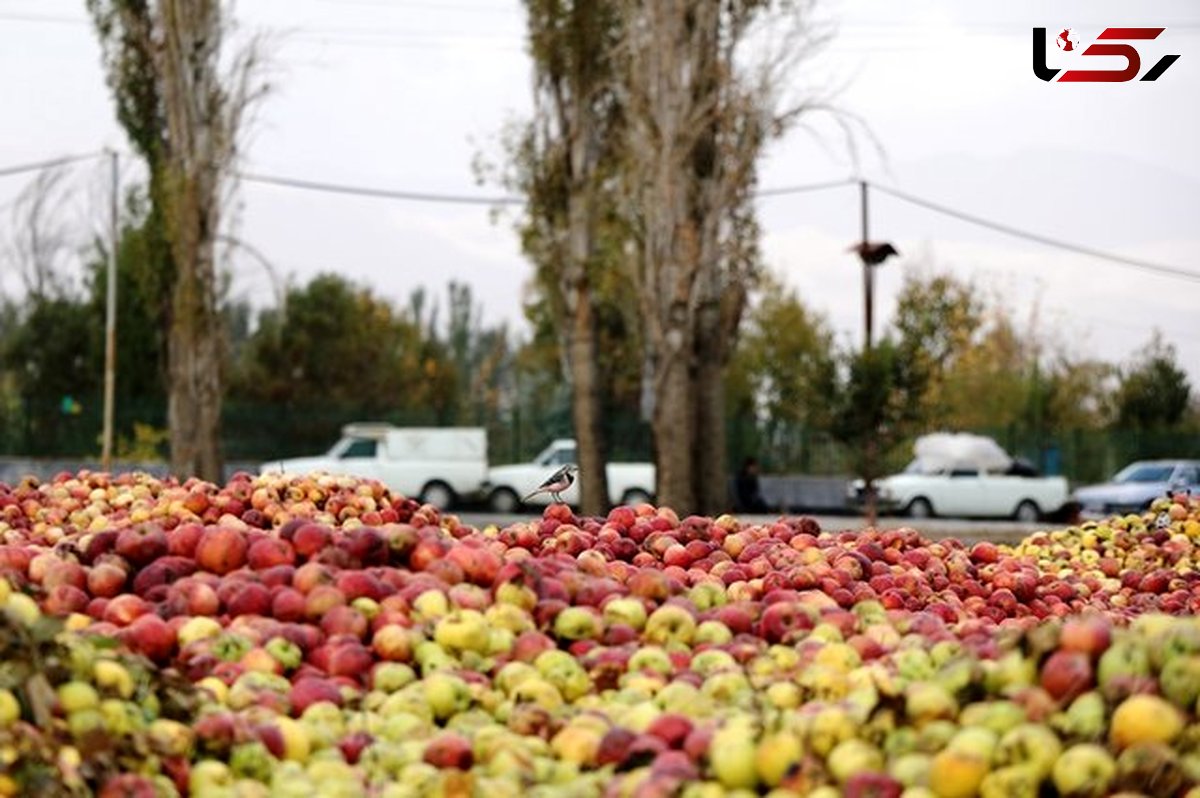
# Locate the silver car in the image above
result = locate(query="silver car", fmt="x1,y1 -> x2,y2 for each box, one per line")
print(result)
1072,459 -> 1200,519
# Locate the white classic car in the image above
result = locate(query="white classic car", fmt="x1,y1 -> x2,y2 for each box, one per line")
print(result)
853,433 -> 1070,521
260,424 -> 488,510
483,438 -> 655,512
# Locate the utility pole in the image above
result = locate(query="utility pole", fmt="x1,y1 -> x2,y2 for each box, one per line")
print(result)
101,150 -> 118,471
861,180 -> 873,351
850,180 -> 898,528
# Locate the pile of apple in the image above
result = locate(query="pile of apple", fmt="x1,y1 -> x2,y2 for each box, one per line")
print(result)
0,471 -> 1198,797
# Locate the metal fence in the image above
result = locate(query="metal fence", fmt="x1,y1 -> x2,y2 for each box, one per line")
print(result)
1,393 -> 1196,486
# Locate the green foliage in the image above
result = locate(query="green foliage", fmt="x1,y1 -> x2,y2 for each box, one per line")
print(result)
84,189 -> 172,405
830,337 -> 929,480
727,273 -> 837,470
229,273 -> 457,416
0,297 -> 100,453
1116,332 -> 1192,430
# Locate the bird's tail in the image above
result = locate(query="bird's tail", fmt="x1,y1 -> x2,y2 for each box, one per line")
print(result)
522,489 -> 541,502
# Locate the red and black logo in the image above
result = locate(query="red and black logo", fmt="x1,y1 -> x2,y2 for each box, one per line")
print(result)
1034,27 -> 1180,82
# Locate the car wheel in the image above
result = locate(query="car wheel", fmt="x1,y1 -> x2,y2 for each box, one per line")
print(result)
621,489 -> 653,506
488,487 -> 521,514
907,497 -> 934,519
418,481 -> 455,511
1014,500 -> 1040,523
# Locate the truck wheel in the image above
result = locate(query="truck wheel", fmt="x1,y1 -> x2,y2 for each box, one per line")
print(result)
418,481 -> 456,511
1014,500 -> 1040,523
907,497 -> 934,519
621,489 -> 653,506
489,487 -> 521,514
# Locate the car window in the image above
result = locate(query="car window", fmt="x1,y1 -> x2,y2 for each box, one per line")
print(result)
1114,464 -> 1175,484
550,447 -> 577,466
340,438 -> 377,459
1176,465 -> 1200,486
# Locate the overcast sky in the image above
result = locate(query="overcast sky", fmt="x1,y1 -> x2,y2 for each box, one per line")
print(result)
1,0 -> 1198,385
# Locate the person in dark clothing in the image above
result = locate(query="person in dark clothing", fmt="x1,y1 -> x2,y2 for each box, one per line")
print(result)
735,457 -> 769,513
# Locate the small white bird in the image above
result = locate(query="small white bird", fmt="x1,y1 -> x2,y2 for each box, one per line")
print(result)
524,464 -> 579,504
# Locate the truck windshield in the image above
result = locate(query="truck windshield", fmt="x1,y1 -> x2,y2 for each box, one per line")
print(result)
1113,463 -> 1174,484
339,438 -> 377,459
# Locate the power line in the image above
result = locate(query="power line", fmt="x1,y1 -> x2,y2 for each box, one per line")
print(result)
240,170 -> 854,205
6,152 -> 1196,287
867,181 -> 1200,284
239,171 -> 523,205
0,12 -> 89,26
0,152 -> 104,180
756,178 -> 858,197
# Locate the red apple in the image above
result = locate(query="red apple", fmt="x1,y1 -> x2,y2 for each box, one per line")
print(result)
195,527 -> 248,575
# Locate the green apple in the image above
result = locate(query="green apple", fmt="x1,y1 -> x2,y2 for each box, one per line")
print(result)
905,681 -> 957,725
1096,638 -> 1150,693
893,649 -> 936,682
179,616 -> 224,646
690,649 -> 736,676
434,609 -> 491,653
422,671 -> 471,721
655,680 -> 701,714
148,718 -> 194,758
687,581 -> 727,611
1058,691 -> 1106,742
644,605 -> 697,646
535,650 -> 592,700
694,620 -> 733,646
190,760 -> 236,794
603,597 -> 649,630
755,731 -> 802,787
979,763 -> 1040,798
982,650 -> 1036,694
0,689 -> 19,726
701,671 -> 753,706
93,660 -> 135,699
1052,743 -> 1115,798
827,738 -> 884,783
1159,655 -> 1200,707
888,752 -> 932,787
711,719 -> 760,789
805,704 -> 857,757
509,677 -> 564,711
553,606 -> 604,641
485,603 -> 533,634
411,589 -> 450,622
57,681 -> 100,714
994,723 -> 1061,778
628,646 -> 673,676
494,581 -> 537,610
373,663 -> 417,693
765,681 -> 801,710
947,726 -> 997,762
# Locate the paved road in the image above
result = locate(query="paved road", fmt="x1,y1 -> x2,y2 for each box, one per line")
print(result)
455,512 -> 1046,545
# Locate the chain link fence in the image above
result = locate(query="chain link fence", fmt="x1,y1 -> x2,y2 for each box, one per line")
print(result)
2,393 -> 1195,487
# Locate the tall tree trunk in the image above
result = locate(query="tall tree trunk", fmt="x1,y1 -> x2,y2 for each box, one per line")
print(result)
654,341 -> 695,511
158,0 -> 225,481
693,306 -> 728,516
167,248 -> 224,481
562,113 -> 610,517
565,292 -> 608,515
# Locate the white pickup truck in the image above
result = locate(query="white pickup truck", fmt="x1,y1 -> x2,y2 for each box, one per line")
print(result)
857,433 -> 1070,521
259,424 -> 488,510
484,438 -> 656,512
